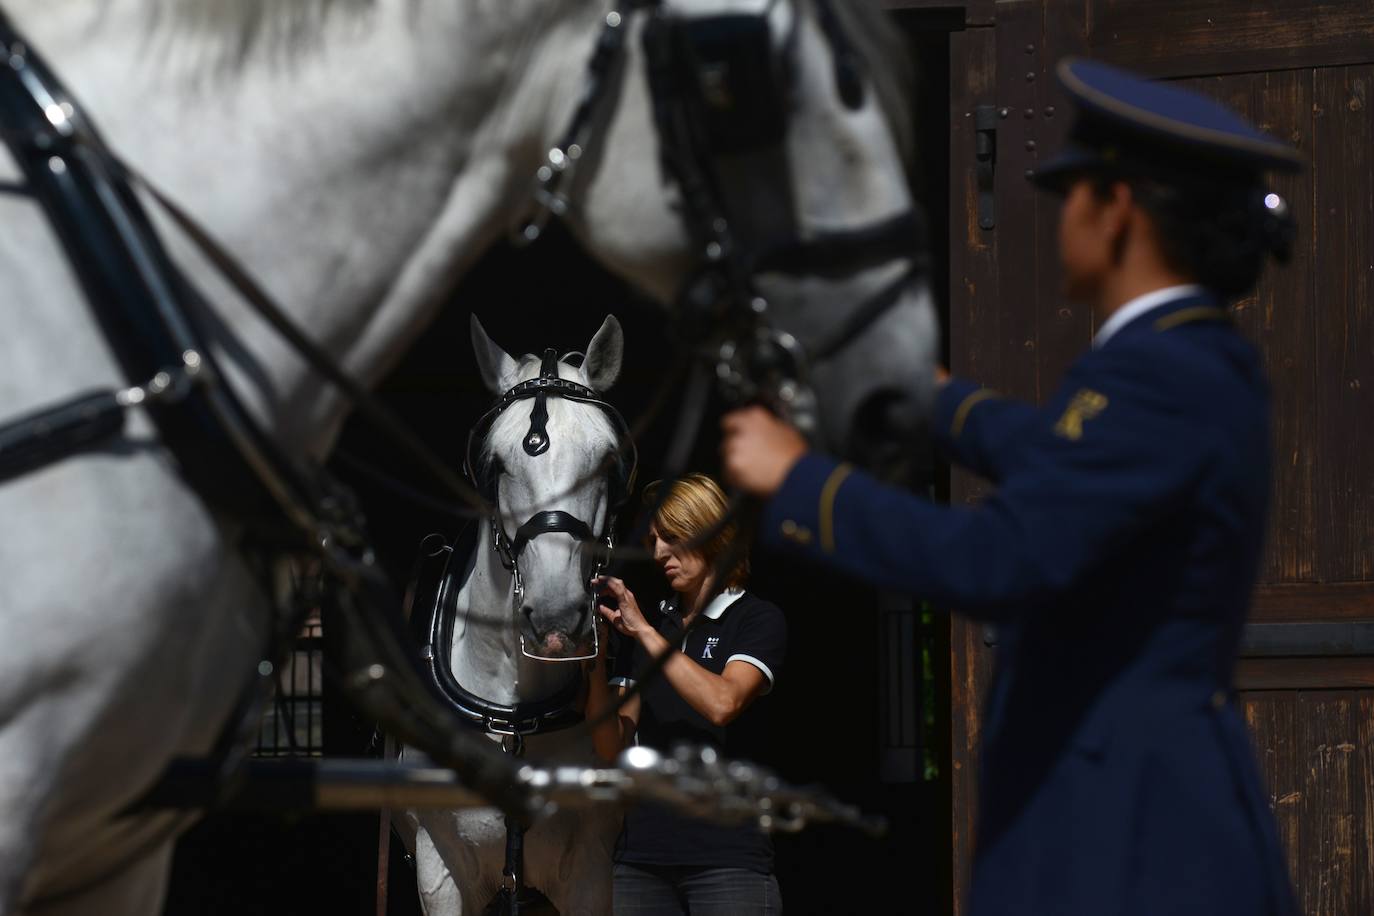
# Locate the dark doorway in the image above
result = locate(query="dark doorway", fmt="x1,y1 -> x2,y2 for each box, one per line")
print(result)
164,14 -> 953,916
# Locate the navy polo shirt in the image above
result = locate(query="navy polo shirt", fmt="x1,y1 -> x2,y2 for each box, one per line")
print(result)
609,589 -> 787,873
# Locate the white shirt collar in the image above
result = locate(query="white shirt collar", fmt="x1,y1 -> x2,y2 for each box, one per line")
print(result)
701,588 -> 745,620
1093,284 -> 1206,349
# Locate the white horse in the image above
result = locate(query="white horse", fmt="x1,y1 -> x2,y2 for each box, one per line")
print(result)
402,316 -> 629,915
0,0 -> 934,913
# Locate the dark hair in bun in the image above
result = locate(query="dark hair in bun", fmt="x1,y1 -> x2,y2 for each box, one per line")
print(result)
1091,171 -> 1297,300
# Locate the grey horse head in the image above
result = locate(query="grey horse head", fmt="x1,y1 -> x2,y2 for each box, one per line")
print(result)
470,315 -> 625,659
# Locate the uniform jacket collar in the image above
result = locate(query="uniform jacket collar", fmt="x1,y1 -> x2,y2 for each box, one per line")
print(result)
1093,284 -> 1209,348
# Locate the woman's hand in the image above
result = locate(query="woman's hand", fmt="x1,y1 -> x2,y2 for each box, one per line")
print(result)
592,576 -> 651,641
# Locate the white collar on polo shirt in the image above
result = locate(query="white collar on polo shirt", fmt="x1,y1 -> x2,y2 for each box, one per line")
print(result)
1093,284 -> 1205,349
700,588 -> 745,620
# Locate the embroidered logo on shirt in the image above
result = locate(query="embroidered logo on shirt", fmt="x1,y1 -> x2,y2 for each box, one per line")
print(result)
702,636 -> 720,659
1054,389 -> 1109,441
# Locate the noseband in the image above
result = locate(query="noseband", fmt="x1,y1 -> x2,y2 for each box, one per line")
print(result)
464,349 -> 638,662
519,0 -> 928,437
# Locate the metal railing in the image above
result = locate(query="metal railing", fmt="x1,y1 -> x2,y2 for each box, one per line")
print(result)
253,614 -> 326,757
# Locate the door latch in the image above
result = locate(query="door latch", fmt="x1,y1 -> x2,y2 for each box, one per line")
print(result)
974,105 -> 998,230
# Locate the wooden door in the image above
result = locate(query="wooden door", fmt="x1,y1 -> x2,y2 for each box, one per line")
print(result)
932,1 -> 1374,912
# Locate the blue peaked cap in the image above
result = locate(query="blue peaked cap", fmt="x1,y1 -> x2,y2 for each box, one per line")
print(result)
1033,58 -> 1303,190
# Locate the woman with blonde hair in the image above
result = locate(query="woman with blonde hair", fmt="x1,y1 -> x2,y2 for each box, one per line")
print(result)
587,472 -> 787,915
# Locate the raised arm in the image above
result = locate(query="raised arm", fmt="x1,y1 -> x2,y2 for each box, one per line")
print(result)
594,578 -> 779,729
932,378 -> 1042,484
752,351 -> 1212,620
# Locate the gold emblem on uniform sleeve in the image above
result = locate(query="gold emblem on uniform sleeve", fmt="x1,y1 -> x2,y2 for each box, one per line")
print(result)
1053,389 -> 1109,441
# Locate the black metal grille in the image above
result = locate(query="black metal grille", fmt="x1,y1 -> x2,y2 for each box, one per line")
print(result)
253,613 -> 325,756
877,593 -> 942,783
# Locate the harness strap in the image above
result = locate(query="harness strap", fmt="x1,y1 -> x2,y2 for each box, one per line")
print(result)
500,814 -> 526,913
0,389 -> 125,482
807,262 -> 918,362
753,210 -> 927,279
129,164 -> 490,517
511,510 -> 595,559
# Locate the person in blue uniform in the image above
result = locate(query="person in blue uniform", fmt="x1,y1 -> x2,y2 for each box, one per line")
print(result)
721,58 -> 1301,916
586,473 -> 788,915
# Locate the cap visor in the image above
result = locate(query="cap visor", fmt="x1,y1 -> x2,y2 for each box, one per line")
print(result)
1029,144 -> 1102,190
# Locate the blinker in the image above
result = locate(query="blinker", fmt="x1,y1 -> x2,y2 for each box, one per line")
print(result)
673,13 -> 788,156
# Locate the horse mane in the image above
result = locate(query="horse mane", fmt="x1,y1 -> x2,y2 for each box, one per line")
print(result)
146,0 -> 916,165
149,0 -> 379,64
156,0 -> 372,33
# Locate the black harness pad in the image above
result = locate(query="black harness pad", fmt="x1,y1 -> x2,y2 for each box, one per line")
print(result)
403,527 -> 583,735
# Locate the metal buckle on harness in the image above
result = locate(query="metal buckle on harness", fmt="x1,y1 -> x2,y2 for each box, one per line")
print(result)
715,327 -> 818,437
115,349 -> 208,408
497,730 -> 526,757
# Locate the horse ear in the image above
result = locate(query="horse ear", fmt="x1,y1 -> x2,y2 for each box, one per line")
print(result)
470,315 -> 519,394
583,315 -> 624,392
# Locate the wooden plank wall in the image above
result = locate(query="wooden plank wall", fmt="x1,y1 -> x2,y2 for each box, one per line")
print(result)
945,20 -> 997,897
1147,65 -> 1374,594
1245,691 -> 1374,915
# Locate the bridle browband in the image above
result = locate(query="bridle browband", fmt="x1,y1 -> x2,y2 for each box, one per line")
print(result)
464,349 -> 638,663
519,0 -> 928,438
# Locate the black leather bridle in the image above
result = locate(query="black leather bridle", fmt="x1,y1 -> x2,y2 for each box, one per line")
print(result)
519,0 -> 928,440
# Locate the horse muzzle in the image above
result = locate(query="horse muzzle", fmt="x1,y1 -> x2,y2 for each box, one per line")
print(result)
520,606 -> 598,662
